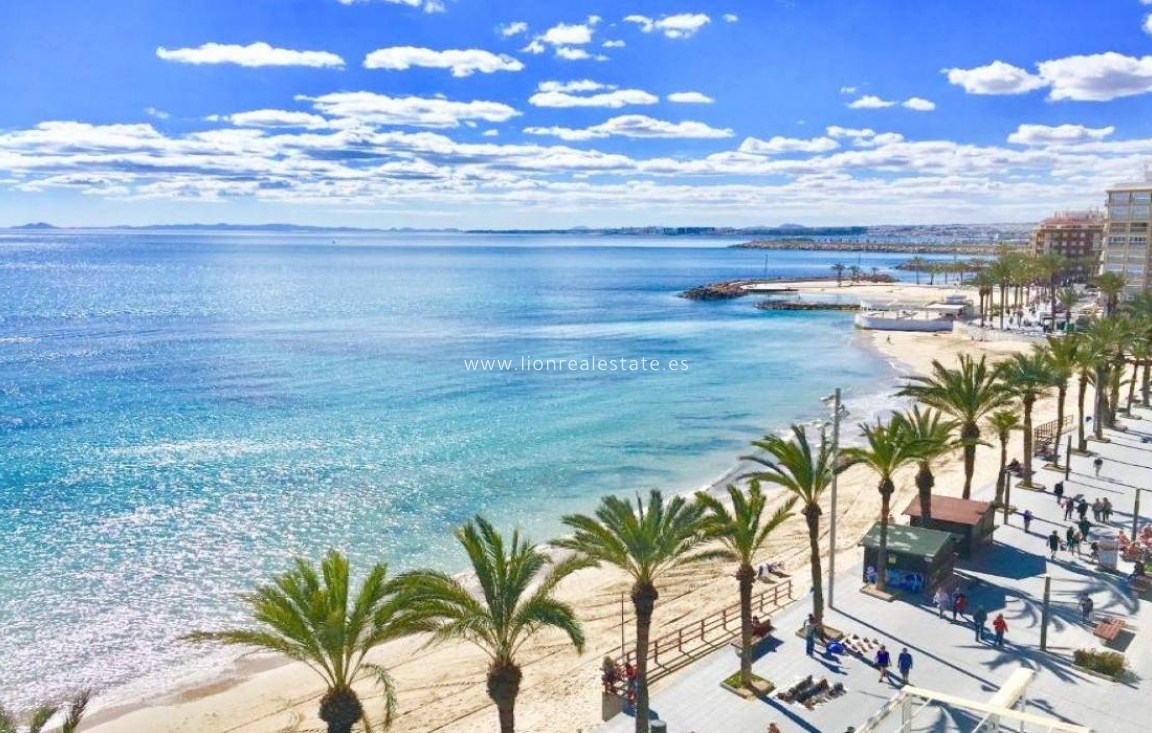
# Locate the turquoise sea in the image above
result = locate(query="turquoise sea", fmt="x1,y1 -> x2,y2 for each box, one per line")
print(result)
0,231 -> 932,711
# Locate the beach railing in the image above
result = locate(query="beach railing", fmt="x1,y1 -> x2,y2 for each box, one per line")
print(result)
614,578 -> 793,685
1032,415 -> 1074,457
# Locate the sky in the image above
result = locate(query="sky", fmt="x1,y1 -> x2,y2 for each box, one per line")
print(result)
1,0 -> 1152,228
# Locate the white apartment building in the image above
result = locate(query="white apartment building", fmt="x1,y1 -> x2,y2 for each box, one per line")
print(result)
1103,181 -> 1152,291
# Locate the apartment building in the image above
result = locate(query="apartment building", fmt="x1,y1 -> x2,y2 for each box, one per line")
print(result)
1102,181 -> 1152,291
1030,210 -> 1104,281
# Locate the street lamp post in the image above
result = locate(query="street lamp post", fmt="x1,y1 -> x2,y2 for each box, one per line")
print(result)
828,388 -> 844,610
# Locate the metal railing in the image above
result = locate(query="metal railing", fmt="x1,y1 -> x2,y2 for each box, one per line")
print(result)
1033,415 -> 1075,456
613,578 -> 793,684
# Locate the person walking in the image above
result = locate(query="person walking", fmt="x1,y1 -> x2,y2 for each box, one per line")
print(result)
973,605 -> 988,643
1023,509 -> 1033,534
934,587 -> 949,618
897,648 -> 913,685
804,613 -> 817,657
1077,498 -> 1089,521
1064,499 -> 1076,522
992,614 -> 1008,647
1104,498 -> 1114,522
1066,525 -> 1078,555
1094,456 -> 1104,478
1048,530 -> 1060,560
875,644 -> 891,682
1080,594 -> 1094,623
1092,499 -> 1102,521
953,591 -> 967,621
1054,480 -> 1065,506
1079,517 -> 1093,543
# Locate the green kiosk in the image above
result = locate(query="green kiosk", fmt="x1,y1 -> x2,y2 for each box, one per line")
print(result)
859,523 -> 958,595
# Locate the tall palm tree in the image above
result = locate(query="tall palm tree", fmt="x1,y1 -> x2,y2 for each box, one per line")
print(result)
1074,336 -> 1104,452
695,482 -> 794,689
1122,291 -> 1152,405
1045,333 -> 1080,458
848,264 -> 862,283
999,349 -> 1055,488
0,692 -> 89,733
985,253 -> 1015,329
188,550 -> 418,733
1096,272 -> 1128,317
1084,317 -> 1129,435
1037,253 -> 1067,321
391,517 -> 587,733
831,262 -> 846,287
988,409 -> 1022,515
841,417 -> 920,593
556,491 -> 709,733
1056,287 -> 1079,329
898,354 -> 1008,498
893,406 -> 960,521
743,426 -> 841,624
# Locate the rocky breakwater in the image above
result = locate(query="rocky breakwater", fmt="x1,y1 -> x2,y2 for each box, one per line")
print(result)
679,280 -> 756,301
755,300 -> 860,311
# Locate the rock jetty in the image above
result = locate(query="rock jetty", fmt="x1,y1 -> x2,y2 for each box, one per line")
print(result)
755,301 -> 860,311
679,280 -> 756,301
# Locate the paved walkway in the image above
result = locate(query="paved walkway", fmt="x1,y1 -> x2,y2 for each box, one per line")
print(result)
599,407 -> 1152,733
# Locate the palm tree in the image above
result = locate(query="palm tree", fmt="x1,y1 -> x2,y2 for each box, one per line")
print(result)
1122,291 -> 1152,405
695,482 -> 794,689
1074,336 -> 1103,452
391,517 -> 587,733
841,417 -> 920,593
1056,287 -> 1079,329
999,349 -> 1055,488
0,692 -> 89,733
1037,253 -> 1067,321
988,409 -> 1021,516
985,253 -> 1015,329
831,262 -> 846,287
898,354 -> 1008,498
1096,272 -> 1127,317
848,264 -> 862,283
556,491 -> 709,733
743,426 -> 841,624
906,256 -> 925,285
1045,333 -> 1080,458
893,406 -> 960,521
188,550 -> 418,733
1084,317 -> 1129,435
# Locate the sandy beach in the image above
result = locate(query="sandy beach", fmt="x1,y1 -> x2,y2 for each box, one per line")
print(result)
86,280 -> 1069,733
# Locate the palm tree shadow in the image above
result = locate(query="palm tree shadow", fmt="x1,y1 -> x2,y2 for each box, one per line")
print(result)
751,693 -> 824,733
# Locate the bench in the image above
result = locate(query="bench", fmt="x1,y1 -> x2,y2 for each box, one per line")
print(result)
1094,617 -> 1124,642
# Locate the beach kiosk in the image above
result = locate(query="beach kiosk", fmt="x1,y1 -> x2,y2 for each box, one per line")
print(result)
859,523 -> 957,594
903,496 -> 995,558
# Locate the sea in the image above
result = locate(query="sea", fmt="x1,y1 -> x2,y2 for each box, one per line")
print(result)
0,230 -> 948,713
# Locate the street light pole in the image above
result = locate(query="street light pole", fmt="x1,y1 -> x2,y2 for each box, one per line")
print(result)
1133,488 -> 1142,543
829,387 -> 842,610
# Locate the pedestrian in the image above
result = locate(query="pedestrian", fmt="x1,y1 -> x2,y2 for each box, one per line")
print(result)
1064,499 -> 1075,522
973,605 -> 988,642
1048,530 -> 1060,560
1077,499 -> 1089,521
875,644 -> 891,682
1066,525 -> 1077,555
1080,594 -> 1094,623
1104,498 -> 1114,521
1094,456 -> 1104,478
992,613 -> 1008,647
933,587 -> 949,618
1054,480 -> 1065,506
1023,509 -> 1033,533
1093,499 -> 1103,521
953,591 -> 967,621
1079,517 -> 1092,543
897,647 -> 913,685
804,613 -> 817,656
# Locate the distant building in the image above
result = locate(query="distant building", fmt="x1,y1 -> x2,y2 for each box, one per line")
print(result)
1102,181 -> 1152,291
1030,210 -> 1104,281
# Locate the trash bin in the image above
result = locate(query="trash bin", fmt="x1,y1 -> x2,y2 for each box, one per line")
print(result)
650,721 -> 667,732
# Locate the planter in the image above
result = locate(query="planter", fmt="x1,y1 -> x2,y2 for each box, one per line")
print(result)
1072,649 -> 1127,682
720,671 -> 774,698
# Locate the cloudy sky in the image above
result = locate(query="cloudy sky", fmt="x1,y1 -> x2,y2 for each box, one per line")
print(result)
2,0 -> 1152,228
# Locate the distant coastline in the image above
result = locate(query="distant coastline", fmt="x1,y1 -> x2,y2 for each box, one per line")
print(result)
731,239 -> 1005,254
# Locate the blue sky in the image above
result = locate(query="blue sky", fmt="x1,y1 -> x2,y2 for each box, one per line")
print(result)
1,0 -> 1151,227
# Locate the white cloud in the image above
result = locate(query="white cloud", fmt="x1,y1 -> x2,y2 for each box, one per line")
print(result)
144,107 -> 170,120
497,21 -> 528,38
1007,123 -> 1116,145
363,47 -> 523,76
739,136 -> 839,154
300,91 -> 520,127
943,60 -> 1046,94
337,0 -> 444,13
847,95 -> 895,109
602,39 -> 626,48
839,86 -> 857,95
1038,52 -> 1152,101
225,109 -> 331,129
525,114 -> 733,140
529,83 -> 659,108
156,42 -> 345,68
624,13 -> 712,39
723,13 -> 739,23
522,40 -> 545,54
667,91 -> 715,104
482,129 -> 500,137
902,97 -> 936,111
555,47 -> 592,61
825,126 -> 904,147
541,22 -> 594,45
1145,13 -> 1152,36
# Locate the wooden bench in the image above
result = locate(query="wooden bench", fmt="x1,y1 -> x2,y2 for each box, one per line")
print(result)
1094,617 -> 1124,642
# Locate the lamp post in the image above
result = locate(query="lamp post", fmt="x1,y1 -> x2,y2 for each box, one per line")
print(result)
826,388 -> 846,609
1133,488 -> 1143,543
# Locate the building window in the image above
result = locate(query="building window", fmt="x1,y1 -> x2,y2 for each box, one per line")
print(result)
1133,205 -> 1151,219
1110,192 -> 1131,204
1133,191 -> 1152,203
1111,206 -> 1131,218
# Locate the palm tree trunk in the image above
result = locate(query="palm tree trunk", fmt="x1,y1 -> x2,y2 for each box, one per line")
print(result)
805,505 -> 824,623
319,687 -> 363,733
1054,384 -> 1067,458
631,583 -> 658,733
961,422 -> 978,499
1143,362 -> 1150,406
995,435 -> 1008,506
1077,373 -> 1089,451
875,481 -> 894,592
916,462 -> 934,520
1094,366 -> 1108,439
1110,363 -> 1123,424
737,563 -> 754,688
1127,361 -> 1138,412
1022,395 -> 1035,486
999,285 -> 1007,329
487,662 -> 522,733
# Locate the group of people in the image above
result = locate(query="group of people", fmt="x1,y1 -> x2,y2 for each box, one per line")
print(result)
931,587 -> 1008,646
600,656 -> 637,703
871,644 -> 915,684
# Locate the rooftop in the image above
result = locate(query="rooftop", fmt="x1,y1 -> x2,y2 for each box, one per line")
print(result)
903,495 -> 992,526
858,522 -> 955,558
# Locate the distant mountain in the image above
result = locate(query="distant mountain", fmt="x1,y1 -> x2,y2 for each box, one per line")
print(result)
12,222 -> 57,229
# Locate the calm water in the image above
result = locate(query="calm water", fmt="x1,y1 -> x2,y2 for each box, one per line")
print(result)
0,231 -> 923,711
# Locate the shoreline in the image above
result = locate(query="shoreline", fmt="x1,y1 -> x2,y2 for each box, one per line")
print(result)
85,280 -> 1052,733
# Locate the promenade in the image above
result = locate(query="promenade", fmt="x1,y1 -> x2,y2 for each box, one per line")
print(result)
600,407 -> 1152,733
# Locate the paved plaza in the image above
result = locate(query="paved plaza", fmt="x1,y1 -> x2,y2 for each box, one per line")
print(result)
599,407 -> 1152,733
